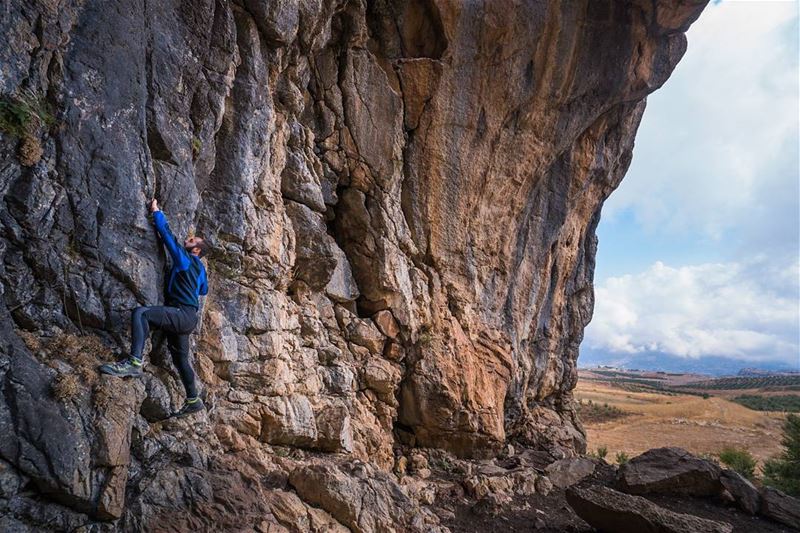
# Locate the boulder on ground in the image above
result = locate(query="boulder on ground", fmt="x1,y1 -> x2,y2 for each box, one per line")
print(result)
719,469 -> 760,515
545,457 -> 596,489
567,484 -> 734,533
760,487 -> 800,529
463,472 -> 513,500
535,475 -> 554,497
616,447 -> 722,497
472,492 -> 513,517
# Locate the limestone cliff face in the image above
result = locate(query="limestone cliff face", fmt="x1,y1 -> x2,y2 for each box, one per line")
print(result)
0,0 -> 706,529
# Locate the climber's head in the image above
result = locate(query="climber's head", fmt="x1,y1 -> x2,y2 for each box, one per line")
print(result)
184,236 -> 208,258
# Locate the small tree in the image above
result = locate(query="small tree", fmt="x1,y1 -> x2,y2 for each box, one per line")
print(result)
596,446 -> 608,460
763,414 -> 800,496
718,446 -> 757,480
615,451 -> 629,465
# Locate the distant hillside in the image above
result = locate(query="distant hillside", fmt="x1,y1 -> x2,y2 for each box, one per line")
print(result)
677,375 -> 800,391
738,367 -> 800,377
579,349 -> 798,376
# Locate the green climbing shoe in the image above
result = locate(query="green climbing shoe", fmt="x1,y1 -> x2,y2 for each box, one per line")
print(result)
98,358 -> 143,377
172,398 -> 205,418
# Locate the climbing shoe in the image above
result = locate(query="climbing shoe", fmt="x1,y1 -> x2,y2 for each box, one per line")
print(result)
98,358 -> 143,377
172,397 -> 205,418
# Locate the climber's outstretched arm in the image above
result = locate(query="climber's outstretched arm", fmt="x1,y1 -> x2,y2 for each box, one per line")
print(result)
149,199 -> 190,270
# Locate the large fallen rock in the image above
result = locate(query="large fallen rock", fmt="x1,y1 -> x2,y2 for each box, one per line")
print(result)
719,469 -> 760,515
616,447 -> 723,497
760,487 -> 800,529
288,461 -> 447,533
567,484 -> 734,533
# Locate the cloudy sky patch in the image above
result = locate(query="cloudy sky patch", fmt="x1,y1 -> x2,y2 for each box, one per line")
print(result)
587,258 -> 800,362
584,0 -> 799,371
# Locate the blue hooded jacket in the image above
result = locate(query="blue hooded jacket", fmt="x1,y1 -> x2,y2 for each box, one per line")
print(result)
152,210 -> 208,308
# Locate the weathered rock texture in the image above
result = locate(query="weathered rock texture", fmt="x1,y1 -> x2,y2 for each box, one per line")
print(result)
567,484 -> 734,533
0,0 -> 706,529
610,448 -> 800,530
616,446 -> 724,497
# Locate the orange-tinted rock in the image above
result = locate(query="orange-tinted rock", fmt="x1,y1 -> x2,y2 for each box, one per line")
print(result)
372,310 -> 400,339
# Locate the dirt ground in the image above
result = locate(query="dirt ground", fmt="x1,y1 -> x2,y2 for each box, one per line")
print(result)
444,490 -> 591,532
575,380 -> 788,466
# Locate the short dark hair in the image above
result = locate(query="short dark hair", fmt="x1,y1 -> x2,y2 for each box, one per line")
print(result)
193,238 -> 209,258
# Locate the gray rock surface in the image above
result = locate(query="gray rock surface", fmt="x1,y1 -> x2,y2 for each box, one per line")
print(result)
567,484 -> 734,533
545,456 -> 596,489
720,469 -> 760,515
616,447 -> 723,497
760,487 -> 800,529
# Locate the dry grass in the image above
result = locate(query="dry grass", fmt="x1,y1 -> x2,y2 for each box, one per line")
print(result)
576,380 -> 787,466
45,333 -> 108,383
18,330 -> 109,382
18,331 -> 129,414
19,134 -> 43,166
0,91 -> 54,167
16,330 -> 42,352
51,373 -> 81,401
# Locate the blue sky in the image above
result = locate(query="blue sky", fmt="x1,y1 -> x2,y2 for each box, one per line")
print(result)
583,0 -> 800,372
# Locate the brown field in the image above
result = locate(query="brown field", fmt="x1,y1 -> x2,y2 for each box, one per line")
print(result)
575,379 -> 788,466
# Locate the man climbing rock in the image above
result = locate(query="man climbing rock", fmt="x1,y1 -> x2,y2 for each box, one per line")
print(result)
99,199 -> 209,417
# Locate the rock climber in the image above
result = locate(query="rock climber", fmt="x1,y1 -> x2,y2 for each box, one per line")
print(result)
99,199 -> 209,418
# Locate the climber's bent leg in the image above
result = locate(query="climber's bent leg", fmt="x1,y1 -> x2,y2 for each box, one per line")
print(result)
99,305 -> 161,377
130,305 -> 186,362
100,305 -> 177,377
130,305 -> 153,363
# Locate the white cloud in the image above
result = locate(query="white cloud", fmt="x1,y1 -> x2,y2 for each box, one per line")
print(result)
603,1 -> 799,254
585,257 -> 800,363
588,2 -> 799,369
